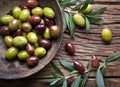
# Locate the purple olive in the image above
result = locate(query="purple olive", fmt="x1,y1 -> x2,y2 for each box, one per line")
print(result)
13,29 -> 22,37
0,26 -> 10,35
91,55 -> 100,68
67,77 -> 74,87
26,56 -> 39,67
26,0 -> 38,8
26,43 -> 35,54
65,42 -> 75,55
35,24 -> 46,34
44,17 -> 54,27
73,61 -> 85,74
19,3 -> 29,10
38,39 -> 52,50
29,15 -> 41,26
21,22 -> 32,32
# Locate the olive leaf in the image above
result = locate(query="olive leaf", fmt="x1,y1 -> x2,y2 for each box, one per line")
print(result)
80,73 -> 89,87
59,59 -> 75,72
59,0 -> 77,9
71,75 -> 81,87
51,61 -> 64,76
96,69 -> 105,87
41,78 -> 58,83
105,54 -> 120,63
72,2 -> 84,11
89,7 -> 106,15
62,10 -> 67,31
62,79 -> 67,87
84,16 -> 90,33
86,15 -> 102,25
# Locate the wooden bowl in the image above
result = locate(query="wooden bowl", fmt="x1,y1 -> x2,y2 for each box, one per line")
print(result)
0,0 -> 63,79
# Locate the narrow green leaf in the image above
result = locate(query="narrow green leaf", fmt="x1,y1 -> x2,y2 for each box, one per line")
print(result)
59,0 -> 77,8
72,2 -> 84,11
41,78 -> 58,83
105,54 -> 120,63
62,11 -> 67,31
80,73 -> 89,87
71,75 -> 81,87
59,59 -> 75,71
62,79 -> 67,87
50,78 -> 65,87
64,11 -> 70,29
84,16 -> 90,33
86,15 -> 102,25
50,78 -> 60,86
89,7 -> 106,15
69,15 -> 75,38
51,61 -> 64,76
96,69 -> 105,87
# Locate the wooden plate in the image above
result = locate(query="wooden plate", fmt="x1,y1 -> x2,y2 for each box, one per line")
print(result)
0,0 -> 63,79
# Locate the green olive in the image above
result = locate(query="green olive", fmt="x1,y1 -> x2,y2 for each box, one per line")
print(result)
43,27 -> 51,39
12,36 -> 27,47
12,6 -> 22,19
73,13 -> 85,27
4,36 -> 13,47
43,7 -> 55,19
31,7 -> 43,17
81,4 -> 93,14
27,32 -> 38,44
19,9 -> 30,21
5,47 -> 19,60
34,47 -> 46,58
17,50 -> 30,60
101,28 -> 112,42
0,15 -> 14,25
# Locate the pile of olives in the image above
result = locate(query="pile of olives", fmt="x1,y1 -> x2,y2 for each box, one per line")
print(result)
0,0 -> 60,67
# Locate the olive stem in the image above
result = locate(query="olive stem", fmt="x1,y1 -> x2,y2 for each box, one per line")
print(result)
64,9 -> 77,14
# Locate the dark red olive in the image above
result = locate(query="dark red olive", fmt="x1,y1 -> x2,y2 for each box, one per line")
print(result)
73,61 -> 85,74
29,15 -> 41,26
26,43 -> 35,54
44,17 -> 54,27
35,24 -> 46,34
21,22 -> 32,32
49,25 -> 60,38
67,77 -> 74,87
19,3 -> 28,10
38,39 -> 52,50
26,56 -> 39,67
91,55 -> 100,68
0,26 -> 10,35
26,0 -> 38,8
65,42 -> 75,55
13,29 -> 22,37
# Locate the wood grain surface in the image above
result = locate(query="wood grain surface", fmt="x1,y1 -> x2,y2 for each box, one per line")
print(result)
0,0 -> 120,87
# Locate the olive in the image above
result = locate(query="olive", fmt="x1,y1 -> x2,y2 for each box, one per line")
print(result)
26,56 -> 39,67
38,39 -> 52,50
5,47 -> 19,60
0,15 -> 14,25
34,47 -> 46,58
101,28 -> 112,42
65,42 -> 75,55
29,15 -> 41,26
17,50 -> 30,60
73,13 -> 85,27
67,77 -> 74,87
12,29 -> 22,37
21,22 -> 32,32
19,3 -> 29,10
12,36 -> 27,47
44,17 -> 54,27
26,43 -> 35,54
19,9 -> 30,21
43,27 -> 51,39
91,55 -> 100,68
26,0 -> 38,8
81,4 -> 93,14
31,7 -> 43,17
0,26 -> 10,35
9,19 -> 20,31
73,61 -> 85,74
4,36 -> 13,47
35,24 -> 46,34
27,32 -> 38,44
49,25 -> 60,38
43,7 -> 55,19
12,6 -> 22,19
